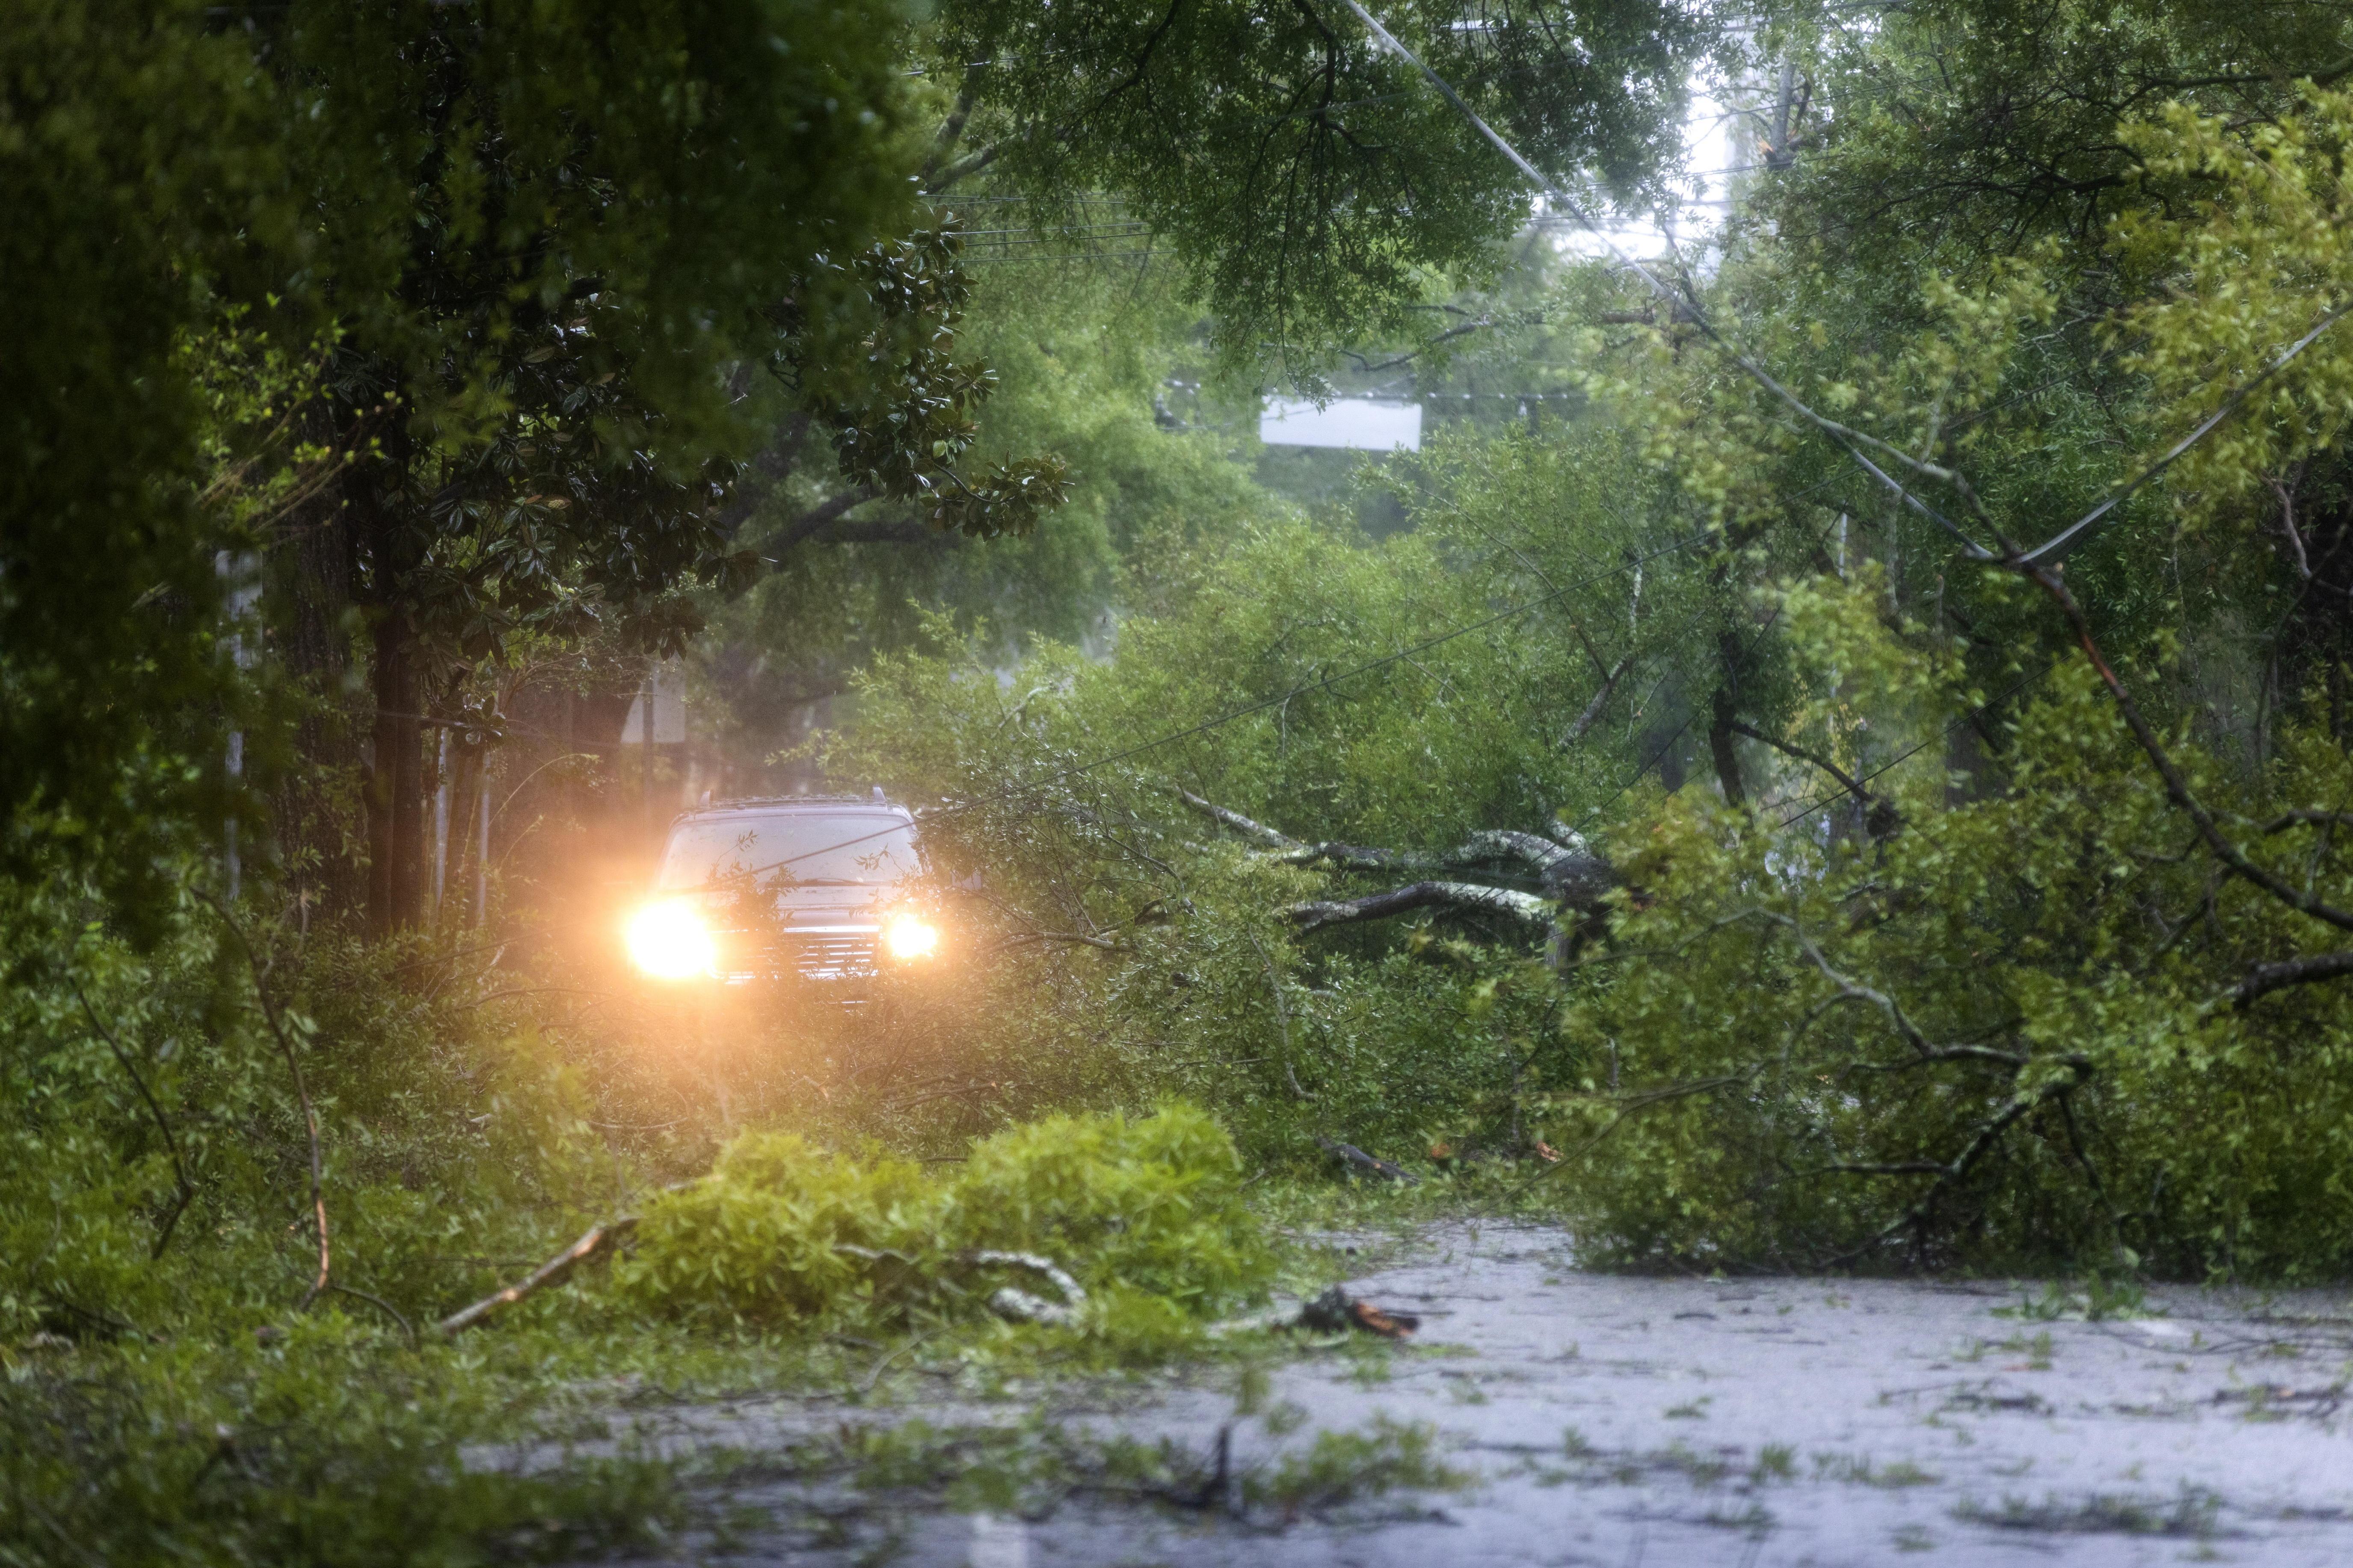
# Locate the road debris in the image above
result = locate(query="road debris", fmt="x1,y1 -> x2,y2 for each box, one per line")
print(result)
1297,1284 -> 1420,1339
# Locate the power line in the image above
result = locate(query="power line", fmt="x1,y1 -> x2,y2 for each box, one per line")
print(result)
1339,0 -> 2349,572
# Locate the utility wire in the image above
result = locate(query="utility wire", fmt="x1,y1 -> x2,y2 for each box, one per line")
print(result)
563,6 -> 2337,889
1331,0 -> 2350,570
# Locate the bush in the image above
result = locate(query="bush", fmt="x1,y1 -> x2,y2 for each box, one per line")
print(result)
951,1104 -> 1274,1313
616,1103 -> 1275,1328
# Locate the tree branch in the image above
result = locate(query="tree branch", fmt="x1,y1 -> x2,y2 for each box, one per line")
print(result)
1727,721 -> 1888,829
329,1284 -> 418,1348
75,985 -> 195,1261
1339,320 -> 1489,374
925,142 -> 999,195
1562,654 -> 1631,747
2262,809 -> 2353,834
771,486 -> 880,550
1316,1135 -> 1416,1183
438,1216 -> 640,1337
1175,787 -> 1298,849
921,83 -> 981,187
1818,1056 -> 2093,1269
1757,910 -> 2027,1067
1288,879 -> 1553,934
1176,787 -> 1615,908
2027,563 -> 2353,937
2231,950 -> 2353,1008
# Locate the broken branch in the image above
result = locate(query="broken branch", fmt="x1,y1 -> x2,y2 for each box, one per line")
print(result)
1820,1056 -> 2094,1268
437,1217 -> 640,1337
1562,654 -> 1632,746
1175,786 -> 1298,849
1176,787 -> 1615,908
1315,1135 -> 1419,1184
965,1249 -> 1088,1325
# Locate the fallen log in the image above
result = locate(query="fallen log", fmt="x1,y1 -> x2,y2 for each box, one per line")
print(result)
1289,880 -> 1553,935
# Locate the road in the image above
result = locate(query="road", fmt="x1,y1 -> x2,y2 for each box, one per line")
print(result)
568,1222 -> 2353,1566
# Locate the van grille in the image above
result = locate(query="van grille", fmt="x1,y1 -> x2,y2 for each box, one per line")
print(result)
788,930 -> 877,979
708,922 -> 879,983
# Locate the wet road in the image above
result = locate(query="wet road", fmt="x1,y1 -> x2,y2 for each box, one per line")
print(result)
576,1223 -> 2353,1566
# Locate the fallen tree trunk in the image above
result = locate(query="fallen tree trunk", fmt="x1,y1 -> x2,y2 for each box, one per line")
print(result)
1176,788 -> 1617,925
965,1248 -> 1089,1325
1288,879 -> 1556,934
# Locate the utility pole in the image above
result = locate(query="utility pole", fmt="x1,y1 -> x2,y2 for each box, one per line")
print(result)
642,660 -> 657,852
1764,61 -> 1802,171
216,551 -> 261,900
474,759 -> 492,928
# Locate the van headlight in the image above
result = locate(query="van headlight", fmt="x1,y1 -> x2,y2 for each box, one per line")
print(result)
883,913 -> 940,960
627,900 -> 715,979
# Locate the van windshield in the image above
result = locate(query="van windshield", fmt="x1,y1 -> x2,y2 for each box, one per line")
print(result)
658,813 -> 920,889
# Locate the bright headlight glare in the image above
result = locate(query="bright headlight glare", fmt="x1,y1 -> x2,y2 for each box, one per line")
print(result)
884,913 -> 940,960
626,900 -> 714,979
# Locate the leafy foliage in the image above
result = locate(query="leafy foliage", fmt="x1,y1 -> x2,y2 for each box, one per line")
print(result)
618,1103 -> 1276,1327
0,0 -> 296,918
929,0 -> 1714,370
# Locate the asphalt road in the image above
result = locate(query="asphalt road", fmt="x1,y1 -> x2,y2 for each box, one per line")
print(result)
568,1222 -> 2353,1566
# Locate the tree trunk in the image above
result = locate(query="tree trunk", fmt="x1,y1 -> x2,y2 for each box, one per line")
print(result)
270,447 -> 367,923
368,611 -> 425,932
1707,685 -> 1746,808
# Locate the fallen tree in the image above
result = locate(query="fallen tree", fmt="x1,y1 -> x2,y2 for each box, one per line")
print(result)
1175,787 -> 1615,951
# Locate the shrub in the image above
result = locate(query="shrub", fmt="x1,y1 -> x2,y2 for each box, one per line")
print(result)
949,1103 -> 1275,1314
616,1103 -> 1275,1328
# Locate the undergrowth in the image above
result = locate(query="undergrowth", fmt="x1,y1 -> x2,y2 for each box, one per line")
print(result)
0,877 -> 1331,1565
616,1103 -> 1277,1332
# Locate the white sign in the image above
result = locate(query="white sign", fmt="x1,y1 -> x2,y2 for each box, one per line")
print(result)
621,662 -> 687,744
1259,397 -> 1423,452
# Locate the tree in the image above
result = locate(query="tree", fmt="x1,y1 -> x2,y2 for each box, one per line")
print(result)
0,0 -> 302,930
925,0 -> 1717,372
695,249 -> 1274,773
261,0 -> 934,930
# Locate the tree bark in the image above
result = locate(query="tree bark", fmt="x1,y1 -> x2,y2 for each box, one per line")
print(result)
368,611 -> 425,932
1288,879 -> 1554,934
1707,684 -> 1747,808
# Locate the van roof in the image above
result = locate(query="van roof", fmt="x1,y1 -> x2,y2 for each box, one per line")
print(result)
677,794 -> 910,817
